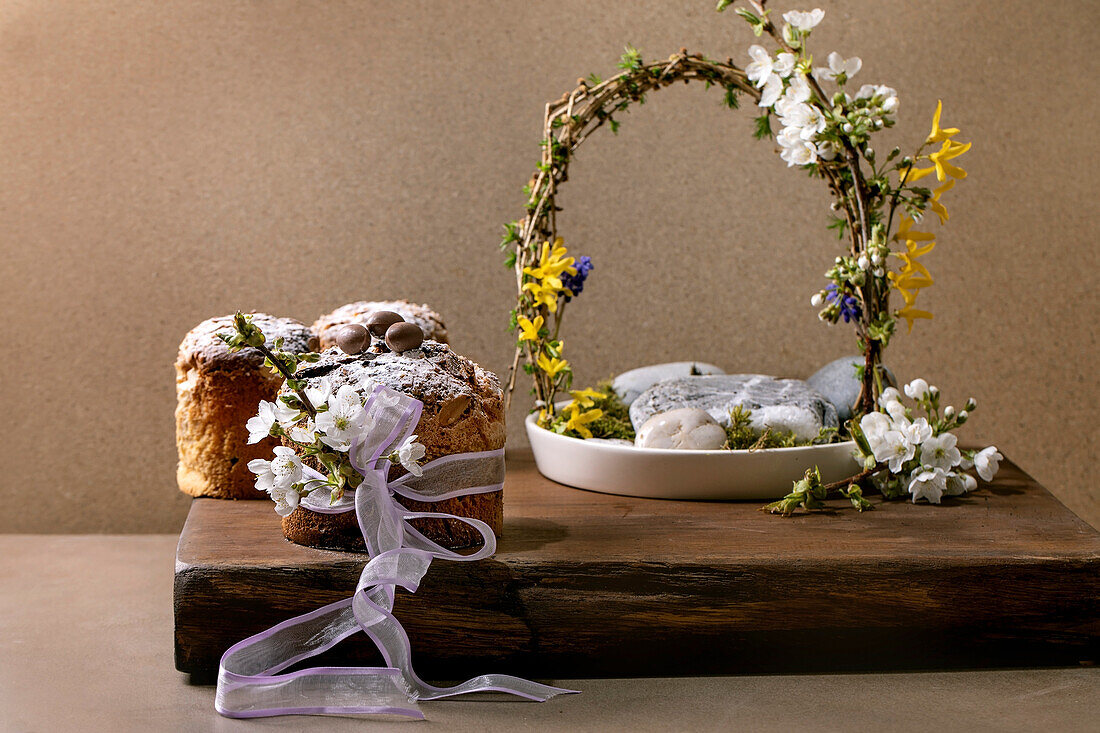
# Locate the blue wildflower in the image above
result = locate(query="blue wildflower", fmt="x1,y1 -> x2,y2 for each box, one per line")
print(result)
560,256 -> 593,301
825,283 -> 862,323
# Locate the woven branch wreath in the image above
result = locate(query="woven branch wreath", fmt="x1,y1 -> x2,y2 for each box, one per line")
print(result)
500,3 -> 994,513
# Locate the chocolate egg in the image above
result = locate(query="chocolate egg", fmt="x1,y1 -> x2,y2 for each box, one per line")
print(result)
385,321 -> 424,354
335,323 -> 370,355
365,310 -> 406,339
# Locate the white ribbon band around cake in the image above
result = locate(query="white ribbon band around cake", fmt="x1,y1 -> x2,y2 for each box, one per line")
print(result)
215,384 -> 573,719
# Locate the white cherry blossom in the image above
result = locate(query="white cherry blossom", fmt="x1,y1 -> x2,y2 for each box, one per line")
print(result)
394,435 -> 427,477
904,378 -> 931,401
773,52 -> 797,78
816,52 -> 862,82
855,84 -> 877,100
859,411 -> 891,453
269,484 -> 301,517
248,446 -> 303,494
879,387 -> 902,406
784,74 -> 812,104
780,137 -> 818,167
783,8 -> 825,32
920,432 -> 961,471
873,430 -> 915,473
304,379 -> 333,410
315,384 -> 369,451
973,446 -> 1003,482
900,416 -> 932,446
908,466 -> 947,504
944,472 -> 976,496
746,45 -> 775,88
877,86 -> 899,112
246,400 -> 301,444
758,74 -> 783,108
884,398 -> 908,423
246,401 -> 280,444
287,417 -> 318,444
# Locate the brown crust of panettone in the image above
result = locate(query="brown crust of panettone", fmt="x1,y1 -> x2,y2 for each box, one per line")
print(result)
175,313 -> 313,499
280,490 -> 503,552
312,300 -> 449,349
278,343 -> 505,551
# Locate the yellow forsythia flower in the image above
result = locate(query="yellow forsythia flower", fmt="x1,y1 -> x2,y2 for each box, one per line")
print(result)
926,100 -> 960,144
893,215 -> 935,243
517,315 -> 544,342
896,305 -> 934,332
928,139 -> 970,181
889,239 -> 936,332
523,238 -> 577,291
928,180 -> 955,224
522,280 -> 561,312
537,352 -> 569,379
568,388 -> 605,409
565,407 -> 604,439
906,102 -> 968,182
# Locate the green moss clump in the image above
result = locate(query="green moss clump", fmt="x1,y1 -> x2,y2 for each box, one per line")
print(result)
586,381 -> 636,440
724,406 -> 841,450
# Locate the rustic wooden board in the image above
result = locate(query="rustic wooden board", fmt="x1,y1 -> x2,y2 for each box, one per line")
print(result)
175,449 -> 1100,683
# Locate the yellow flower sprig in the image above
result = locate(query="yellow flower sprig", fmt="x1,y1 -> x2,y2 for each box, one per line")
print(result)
889,219 -> 936,332
521,238 -> 577,313
563,403 -> 604,439
903,101 -> 970,185
568,388 -> 605,408
886,102 -> 971,333
517,315 -> 544,342
536,338 -> 570,382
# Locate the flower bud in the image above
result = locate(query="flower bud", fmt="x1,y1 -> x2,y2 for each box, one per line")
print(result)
782,23 -> 801,47
944,406 -> 956,420
929,386 -> 939,398
957,410 -> 969,424
857,255 -> 869,271
811,293 -> 824,307
842,122 -> 854,133
965,397 -> 977,411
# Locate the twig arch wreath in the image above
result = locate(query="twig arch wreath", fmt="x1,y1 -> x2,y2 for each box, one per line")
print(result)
501,50 -> 884,420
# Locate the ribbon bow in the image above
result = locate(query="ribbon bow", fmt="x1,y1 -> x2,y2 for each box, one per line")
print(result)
216,385 -> 574,719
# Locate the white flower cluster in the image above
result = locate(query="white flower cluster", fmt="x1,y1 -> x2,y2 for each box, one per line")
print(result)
747,42 -> 834,168
744,8 -> 901,165
248,447 -> 305,517
245,377 -> 427,516
858,380 -> 1002,504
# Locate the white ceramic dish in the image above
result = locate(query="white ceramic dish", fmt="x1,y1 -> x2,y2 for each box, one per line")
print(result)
525,410 -> 858,500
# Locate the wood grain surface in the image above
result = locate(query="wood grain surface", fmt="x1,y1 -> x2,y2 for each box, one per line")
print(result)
175,449 -> 1100,682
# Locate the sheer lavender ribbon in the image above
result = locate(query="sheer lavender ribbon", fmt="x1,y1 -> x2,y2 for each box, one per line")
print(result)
215,384 -> 575,719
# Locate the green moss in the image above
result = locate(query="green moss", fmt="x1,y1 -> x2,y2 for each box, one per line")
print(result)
586,381 -> 636,440
724,406 -> 841,450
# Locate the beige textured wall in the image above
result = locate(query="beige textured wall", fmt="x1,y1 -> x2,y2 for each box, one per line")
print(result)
1,0 -> 1097,532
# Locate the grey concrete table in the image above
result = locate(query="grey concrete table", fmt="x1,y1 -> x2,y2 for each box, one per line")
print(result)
1,535 -> 1097,732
